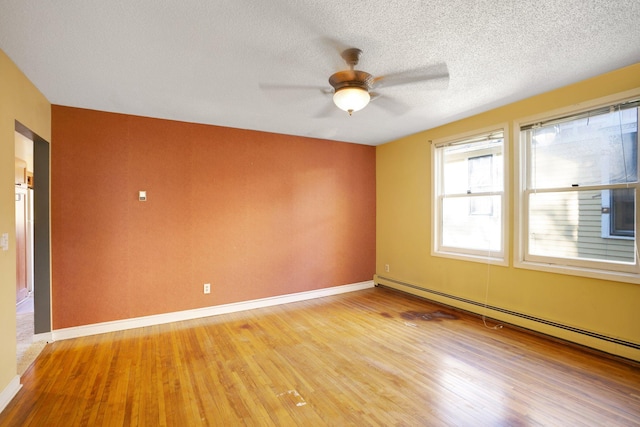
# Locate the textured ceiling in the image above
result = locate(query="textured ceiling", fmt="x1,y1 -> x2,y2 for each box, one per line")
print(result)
1,1 -> 639,145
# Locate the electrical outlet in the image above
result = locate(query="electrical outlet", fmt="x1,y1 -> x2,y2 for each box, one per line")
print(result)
203,283 -> 211,294
385,264 -> 390,272
0,233 -> 8,251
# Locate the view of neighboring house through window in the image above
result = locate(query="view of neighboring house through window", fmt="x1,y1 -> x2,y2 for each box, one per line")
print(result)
518,99 -> 640,275
469,154 -> 494,216
432,128 -> 506,262
610,187 -> 635,237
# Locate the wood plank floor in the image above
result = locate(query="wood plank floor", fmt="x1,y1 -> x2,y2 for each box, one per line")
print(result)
2,286 -> 640,426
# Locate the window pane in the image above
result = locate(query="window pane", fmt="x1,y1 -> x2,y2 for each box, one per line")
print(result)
443,140 -> 503,195
469,154 -> 493,192
442,195 -> 501,252
528,190 -> 635,263
528,109 -> 638,189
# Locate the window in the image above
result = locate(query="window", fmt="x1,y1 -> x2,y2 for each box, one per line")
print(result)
518,97 -> 640,277
610,188 -> 635,237
432,126 -> 507,263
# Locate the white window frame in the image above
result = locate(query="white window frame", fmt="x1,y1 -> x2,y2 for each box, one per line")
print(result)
431,124 -> 509,265
514,89 -> 640,284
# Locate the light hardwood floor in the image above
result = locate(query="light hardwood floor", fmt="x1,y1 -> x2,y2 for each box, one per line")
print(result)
1,286 -> 639,426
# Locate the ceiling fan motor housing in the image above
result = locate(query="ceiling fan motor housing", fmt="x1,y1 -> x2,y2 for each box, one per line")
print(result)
329,49 -> 374,114
328,70 -> 374,92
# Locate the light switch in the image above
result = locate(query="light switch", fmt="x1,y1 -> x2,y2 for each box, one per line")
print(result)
139,191 -> 147,202
0,233 -> 8,251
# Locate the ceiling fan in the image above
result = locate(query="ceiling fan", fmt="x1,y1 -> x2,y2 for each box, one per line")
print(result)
329,48 -> 376,115
261,47 -> 450,116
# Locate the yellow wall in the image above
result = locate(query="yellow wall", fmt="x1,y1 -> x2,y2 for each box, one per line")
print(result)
0,50 -> 50,395
376,63 -> 640,361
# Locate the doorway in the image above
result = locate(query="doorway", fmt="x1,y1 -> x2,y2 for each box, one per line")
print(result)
15,122 -> 51,374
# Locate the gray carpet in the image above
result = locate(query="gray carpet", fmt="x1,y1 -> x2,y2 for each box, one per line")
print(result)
16,312 -> 46,375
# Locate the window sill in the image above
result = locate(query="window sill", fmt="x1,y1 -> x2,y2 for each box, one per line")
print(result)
514,259 -> 640,285
601,234 -> 635,241
432,249 -> 508,266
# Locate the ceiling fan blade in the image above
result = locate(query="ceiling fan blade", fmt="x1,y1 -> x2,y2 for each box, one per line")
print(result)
259,83 -> 332,105
259,83 -> 331,93
373,63 -> 450,90
314,100 -> 340,118
369,92 -> 411,116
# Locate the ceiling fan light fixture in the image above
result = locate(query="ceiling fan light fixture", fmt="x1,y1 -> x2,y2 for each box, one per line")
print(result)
333,86 -> 370,115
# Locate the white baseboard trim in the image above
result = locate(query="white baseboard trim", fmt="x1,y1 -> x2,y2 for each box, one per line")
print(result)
0,376 -> 21,414
52,280 -> 374,342
33,332 -> 52,343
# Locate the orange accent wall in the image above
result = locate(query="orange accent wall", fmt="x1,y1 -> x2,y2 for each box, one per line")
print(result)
51,106 -> 375,329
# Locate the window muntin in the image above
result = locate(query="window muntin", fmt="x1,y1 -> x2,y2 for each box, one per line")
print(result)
519,101 -> 639,274
433,129 -> 506,261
